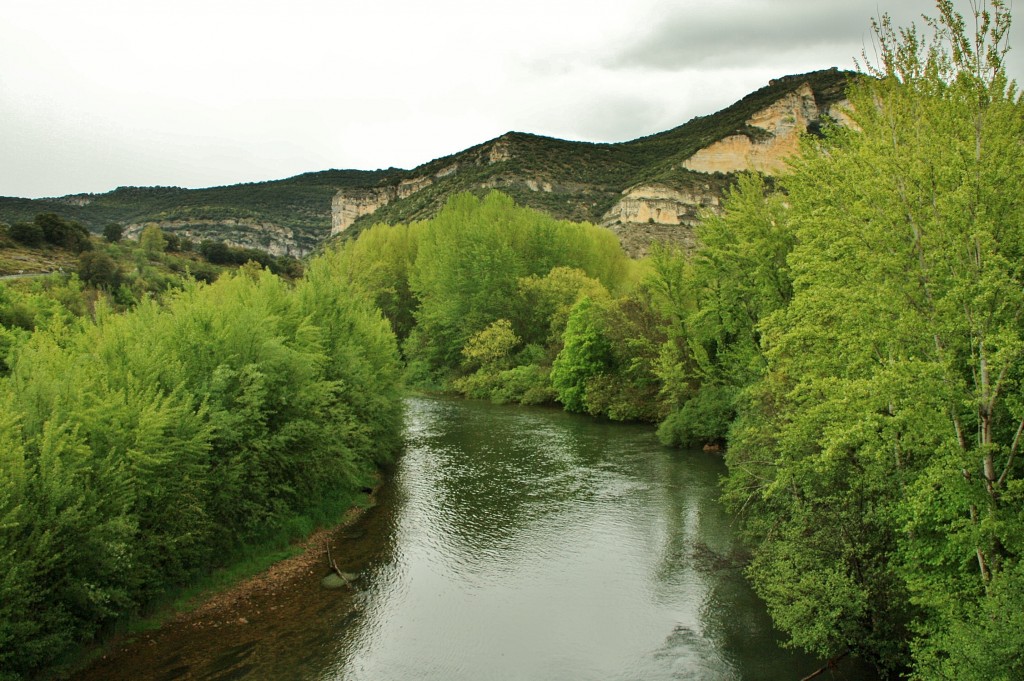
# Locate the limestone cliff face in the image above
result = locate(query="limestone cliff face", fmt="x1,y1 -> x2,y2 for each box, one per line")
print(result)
331,187 -> 398,234
682,83 -> 821,174
604,82 -> 852,256
602,184 -> 723,257
330,177 -> 438,233
331,138 -> 513,235
124,219 -> 309,257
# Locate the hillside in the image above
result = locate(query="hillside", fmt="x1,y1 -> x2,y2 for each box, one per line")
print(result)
0,68 -> 855,257
333,68 -> 854,255
0,169 -> 404,257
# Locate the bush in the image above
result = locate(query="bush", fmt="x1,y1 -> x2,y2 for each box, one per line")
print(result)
657,384 -> 736,447
35,213 -> 92,252
77,251 -> 122,290
9,221 -> 44,246
102,223 -> 123,243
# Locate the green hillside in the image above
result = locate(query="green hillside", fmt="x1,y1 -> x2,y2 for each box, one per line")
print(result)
0,68 -> 853,249
0,169 -> 404,250
342,68 -> 853,235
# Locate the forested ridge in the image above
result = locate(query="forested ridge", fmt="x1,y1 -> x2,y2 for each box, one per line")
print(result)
2,1 -> 1023,679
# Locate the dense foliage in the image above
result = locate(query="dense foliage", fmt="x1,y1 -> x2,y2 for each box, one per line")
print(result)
4,3 -> 1022,679
0,256 -> 402,679
706,3 -> 1024,677
327,4 -> 1024,678
330,191 -> 675,416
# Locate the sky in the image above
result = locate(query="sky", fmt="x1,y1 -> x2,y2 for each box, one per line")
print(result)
3,0 -> 1022,199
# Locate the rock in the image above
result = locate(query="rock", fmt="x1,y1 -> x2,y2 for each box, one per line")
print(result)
321,572 -> 359,589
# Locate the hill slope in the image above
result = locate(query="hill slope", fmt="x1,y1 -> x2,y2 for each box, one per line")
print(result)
332,68 -> 853,255
1,68 -> 854,257
0,169 -> 404,257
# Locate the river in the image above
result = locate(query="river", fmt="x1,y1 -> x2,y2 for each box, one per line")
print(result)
75,396 -> 875,680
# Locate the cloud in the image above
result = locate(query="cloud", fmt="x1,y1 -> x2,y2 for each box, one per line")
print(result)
605,1 -> 919,71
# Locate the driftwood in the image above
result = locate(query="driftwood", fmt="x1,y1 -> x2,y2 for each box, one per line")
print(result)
326,542 -> 344,578
800,649 -> 850,681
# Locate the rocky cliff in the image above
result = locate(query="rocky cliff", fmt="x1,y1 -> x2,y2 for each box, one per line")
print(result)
602,78 -> 852,255
122,219 -> 307,257
330,68 -> 854,256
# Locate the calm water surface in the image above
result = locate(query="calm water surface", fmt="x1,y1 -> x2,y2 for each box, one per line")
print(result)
78,396 -> 875,680
322,396 -> 826,681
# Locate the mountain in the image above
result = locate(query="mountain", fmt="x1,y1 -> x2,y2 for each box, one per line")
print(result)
0,68 -> 854,257
0,170 -> 405,257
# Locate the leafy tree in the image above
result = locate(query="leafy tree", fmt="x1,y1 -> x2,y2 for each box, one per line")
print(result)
406,192 -> 630,377
77,251 -> 122,290
0,250 -> 405,679
653,173 -> 794,446
721,2 -> 1024,676
550,296 -> 614,413
453,319 -> 521,399
139,224 -> 168,258
34,213 -> 92,252
102,222 -> 123,243
8,221 -> 43,247
199,239 -> 233,264
514,266 -> 608,352
331,220 -> 422,343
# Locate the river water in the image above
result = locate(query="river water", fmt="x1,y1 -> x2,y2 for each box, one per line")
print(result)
76,396 -> 874,680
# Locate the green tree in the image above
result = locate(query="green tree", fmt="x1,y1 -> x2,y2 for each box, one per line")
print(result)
550,296 -> 613,413
139,224 -> 168,259
77,251 -> 122,290
722,2 -> 1024,676
102,223 -> 123,243
199,239 -> 234,264
8,221 -> 44,247
453,319 -> 522,399
654,173 -> 794,446
406,192 -> 629,378
34,213 -> 92,252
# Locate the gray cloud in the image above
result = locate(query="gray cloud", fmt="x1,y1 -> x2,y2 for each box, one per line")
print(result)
605,2 -> 926,71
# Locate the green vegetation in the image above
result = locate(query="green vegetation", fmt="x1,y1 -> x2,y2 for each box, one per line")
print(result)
3,3 -> 1021,679
0,169 -> 406,253
325,3 -> 1024,678
330,191 -> 664,414
711,3 -> 1022,677
0,222 -> 403,680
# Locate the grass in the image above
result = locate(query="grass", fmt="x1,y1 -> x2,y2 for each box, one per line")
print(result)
0,244 -> 79,275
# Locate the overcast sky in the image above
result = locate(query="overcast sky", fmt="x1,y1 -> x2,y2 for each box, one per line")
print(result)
3,0 -> 1021,199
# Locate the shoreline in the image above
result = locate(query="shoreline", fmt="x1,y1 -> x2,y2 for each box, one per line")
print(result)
69,483 -> 384,680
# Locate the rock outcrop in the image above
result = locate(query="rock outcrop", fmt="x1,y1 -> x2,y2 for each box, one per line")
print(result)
331,137 -> 521,235
681,83 -> 822,175
123,219 -> 309,257
601,184 -> 724,257
602,79 -> 851,256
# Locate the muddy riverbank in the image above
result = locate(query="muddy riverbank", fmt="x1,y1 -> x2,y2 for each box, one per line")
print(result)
71,480 -> 396,681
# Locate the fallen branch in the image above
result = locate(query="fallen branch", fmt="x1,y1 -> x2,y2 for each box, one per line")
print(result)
326,542 -> 344,577
800,649 -> 850,681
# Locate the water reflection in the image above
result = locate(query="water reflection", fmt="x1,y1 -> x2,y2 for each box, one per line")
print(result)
325,397 -> 834,681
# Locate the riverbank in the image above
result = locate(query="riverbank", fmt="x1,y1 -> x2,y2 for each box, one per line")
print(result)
68,481 -> 387,681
